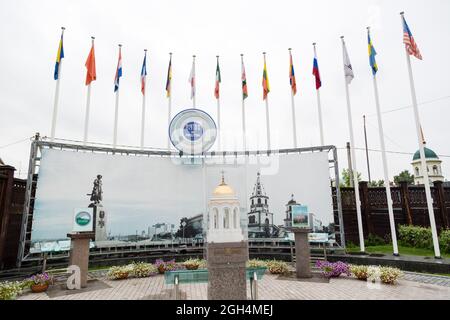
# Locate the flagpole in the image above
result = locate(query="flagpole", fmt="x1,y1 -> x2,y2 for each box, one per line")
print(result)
192,55 -> 196,108
140,49 -> 147,149
83,36 -> 95,145
288,48 -> 298,148
366,28 -> 399,256
216,55 -> 221,151
241,54 -> 247,152
113,44 -> 122,149
50,27 -> 65,141
167,52 -> 172,150
400,12 -> 441,258
263,52 -> 271,151
341,36 -> 364,252
313,43 -> 324,146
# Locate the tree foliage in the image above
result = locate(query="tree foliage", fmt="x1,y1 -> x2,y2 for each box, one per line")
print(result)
394,170 -> 414,186
340,168 -> 362,187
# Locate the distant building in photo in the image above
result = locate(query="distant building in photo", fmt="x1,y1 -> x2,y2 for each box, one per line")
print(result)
411,144 -> 444,185
247,172 -> 276,237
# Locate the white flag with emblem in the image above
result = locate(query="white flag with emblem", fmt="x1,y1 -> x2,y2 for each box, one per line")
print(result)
343,41 -> 354,84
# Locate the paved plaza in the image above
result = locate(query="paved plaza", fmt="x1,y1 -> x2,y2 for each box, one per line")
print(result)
17,273 -> 450,300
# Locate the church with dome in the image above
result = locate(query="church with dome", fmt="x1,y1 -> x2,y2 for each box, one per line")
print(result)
411,143 -> 444,185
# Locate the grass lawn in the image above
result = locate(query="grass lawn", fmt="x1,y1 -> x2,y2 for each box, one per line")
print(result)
346,244 -> 450,259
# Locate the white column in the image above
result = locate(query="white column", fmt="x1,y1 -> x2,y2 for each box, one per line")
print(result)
401,13 -> 440,258
344,75 -> 365,252
217,98 -> 221,151
372,74 -> 399,255
265,97 -> 271,151
83,84 -> 91,145
113,89 -> 120,148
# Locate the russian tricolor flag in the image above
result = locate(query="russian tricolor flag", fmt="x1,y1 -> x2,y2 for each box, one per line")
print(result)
312,56 -> 321,90
114,46 -> 122,92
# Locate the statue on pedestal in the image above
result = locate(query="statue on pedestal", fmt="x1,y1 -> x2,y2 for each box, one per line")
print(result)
88,175 -> 103,204
86,174 -> 107,242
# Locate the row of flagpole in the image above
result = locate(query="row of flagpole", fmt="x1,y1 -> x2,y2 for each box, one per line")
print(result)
338,13 -> 440,258
50,12 -> 442,257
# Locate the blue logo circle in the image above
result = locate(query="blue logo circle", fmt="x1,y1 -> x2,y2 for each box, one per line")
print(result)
183,121 -> 203,141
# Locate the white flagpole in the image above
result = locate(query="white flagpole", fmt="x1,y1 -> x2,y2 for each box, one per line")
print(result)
241,54 -> 247,152
140,49 -> 147,150
216,55 -> 221,151
113,44 -> 122,149
83,36 -> 95,145
313,43 -> 324,146
50,27 -> 65,141
400,12 -> 441,258
289,48 -> 298,148
167,52 -> 172,150
263,52 -> 271,151
366,28 -> 399,256
341,36 -> 364,252
192,55 -> 196,108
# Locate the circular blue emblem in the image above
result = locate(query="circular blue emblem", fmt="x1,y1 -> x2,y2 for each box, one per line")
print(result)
183,121 -> 204,141
169,108 -> 217,154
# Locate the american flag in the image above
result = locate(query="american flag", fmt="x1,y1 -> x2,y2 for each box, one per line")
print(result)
402,16 -> 422,60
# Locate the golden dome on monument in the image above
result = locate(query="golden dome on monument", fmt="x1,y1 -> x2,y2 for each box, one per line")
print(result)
213,172 -> 235,196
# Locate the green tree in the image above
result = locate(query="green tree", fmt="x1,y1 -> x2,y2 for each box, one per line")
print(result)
340,168 -> 362,187
368,179 -> 385,187
394,170 -> 414,186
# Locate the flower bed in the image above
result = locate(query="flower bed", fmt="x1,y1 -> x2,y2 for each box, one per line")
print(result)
154,259 -> 184,274
266,260 -> 289,275
349,264 -> 403,284
316,261 -> 351,278
182,258 -> 206,270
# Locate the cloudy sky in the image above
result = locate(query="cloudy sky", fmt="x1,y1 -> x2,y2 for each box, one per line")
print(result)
0,0 -> 449,182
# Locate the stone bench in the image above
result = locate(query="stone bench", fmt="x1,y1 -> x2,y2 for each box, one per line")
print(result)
164,267 -> 266,300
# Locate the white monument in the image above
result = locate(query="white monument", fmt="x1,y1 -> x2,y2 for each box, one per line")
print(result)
207,172 -> 244,243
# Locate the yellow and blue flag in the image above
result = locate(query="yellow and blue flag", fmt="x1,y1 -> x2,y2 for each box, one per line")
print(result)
54,31 -> 64,80
368,33 -> 378,75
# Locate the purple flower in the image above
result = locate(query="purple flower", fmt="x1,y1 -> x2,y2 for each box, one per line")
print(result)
316,261 -> 350,278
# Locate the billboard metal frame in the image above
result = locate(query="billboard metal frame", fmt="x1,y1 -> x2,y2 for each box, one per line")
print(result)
17,136 -> 345,266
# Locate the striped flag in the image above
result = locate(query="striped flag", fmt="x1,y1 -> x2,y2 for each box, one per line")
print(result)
368,33 -> 378,75
165,55 -> 172,97
140,51 -> 147,95
54,30 -> 64,80
85,42 -> 96,86
262,55 -> 270,100
312,55 -> 321,89
289,50 -> 297,95
189,57 -> 195,100
342,40 -> 354,84
114,46 -> 123,92
241,58 -> 248,100
402,15 -> 422,60
214,58 -> 221,99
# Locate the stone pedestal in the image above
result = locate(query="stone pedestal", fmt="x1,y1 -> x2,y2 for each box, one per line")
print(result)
207,241 -> 248,300
90,203 -> 107,242
292,228 -> 312,278
67,232 -> 94,288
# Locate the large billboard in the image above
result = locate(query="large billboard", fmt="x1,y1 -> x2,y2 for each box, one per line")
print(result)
30,148 -> 333,251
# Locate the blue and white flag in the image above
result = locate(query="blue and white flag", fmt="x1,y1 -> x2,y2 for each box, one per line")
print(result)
114,46 -> 122,92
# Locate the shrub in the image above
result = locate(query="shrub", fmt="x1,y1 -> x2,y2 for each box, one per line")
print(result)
28,272 -> 53,286
0,281 -> 24,300
439,229 -> 450,254
246,259 -> 268,269
182,258 -> 203,270
107,265 -> 133,280
350,265 -> 369,280
365,234 -> 387,247
131,262 -> 157,278
316,261 -> 351,278
379,266 -> 403,284
154,259 -> 184,274
266,260 -> 289,275
398,225 -> 433,249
